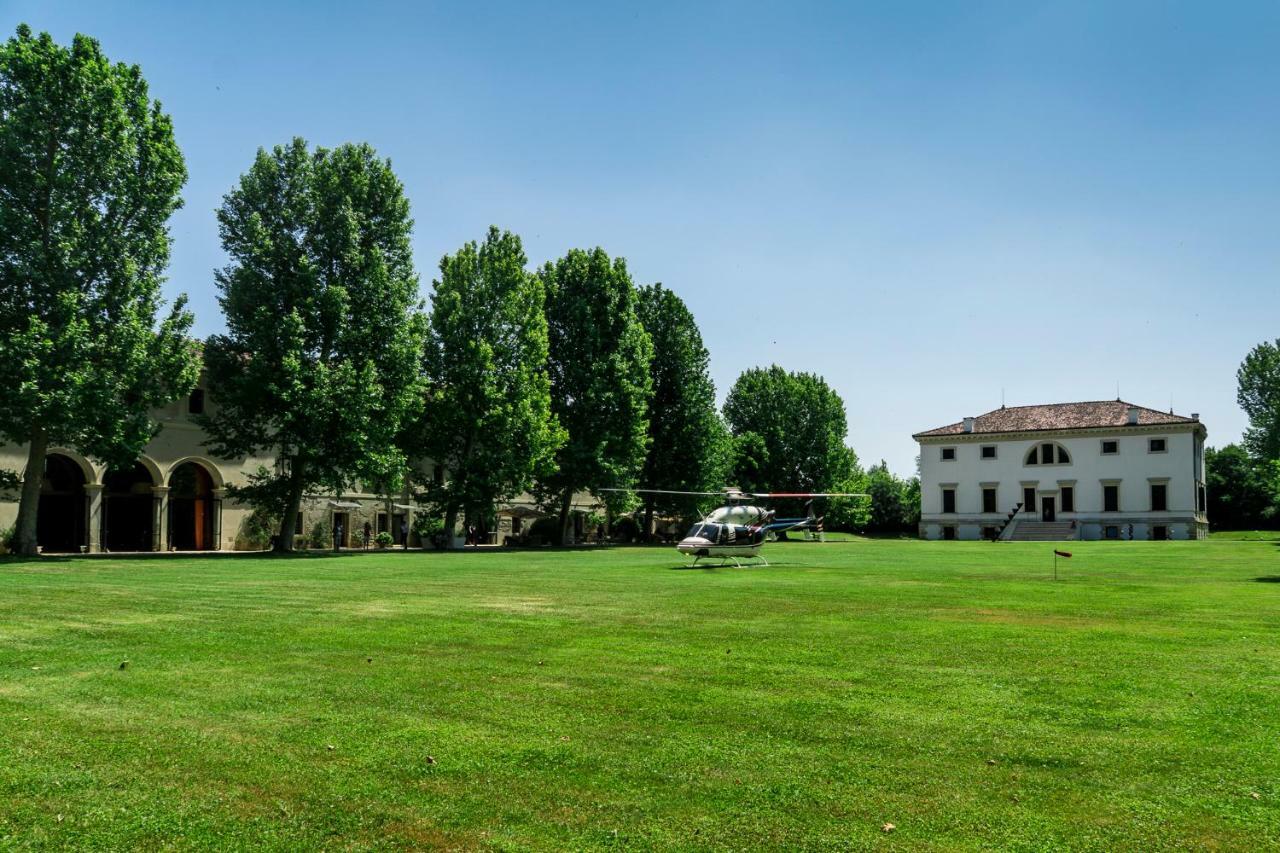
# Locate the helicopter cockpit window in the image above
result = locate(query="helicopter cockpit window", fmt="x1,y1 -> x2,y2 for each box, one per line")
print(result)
687,523 -> 723,542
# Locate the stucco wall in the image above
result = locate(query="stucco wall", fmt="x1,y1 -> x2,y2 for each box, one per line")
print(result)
917,422 -> 1208,541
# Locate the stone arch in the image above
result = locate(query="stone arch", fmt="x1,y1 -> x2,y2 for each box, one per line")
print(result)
102,460 -> 160,552
133,453 -> 164,486
167,459 -> 220,551
165,456 -> 226,490
32,447 -> 97,486
36,450 -> 90,553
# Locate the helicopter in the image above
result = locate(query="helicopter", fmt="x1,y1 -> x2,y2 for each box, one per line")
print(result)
601,487 -> 870,567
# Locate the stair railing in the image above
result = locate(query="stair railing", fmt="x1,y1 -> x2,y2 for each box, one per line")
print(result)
995,502 -> 1023,540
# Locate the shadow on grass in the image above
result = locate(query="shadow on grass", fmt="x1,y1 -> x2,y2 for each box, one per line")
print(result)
0,549 -> 421,564
0,544 -> 634,564
1252,575 -> 1280,583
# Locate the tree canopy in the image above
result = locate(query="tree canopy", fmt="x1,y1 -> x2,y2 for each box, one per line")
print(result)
1238,339 -> 1280,461
201,138 -> 426,551
722,365 -> 856,494
1205,444 -> 1278,530
538,248 -> 653,542
414,227 -> 564,547
0,25 -> 198,555
635,283 -> 730,527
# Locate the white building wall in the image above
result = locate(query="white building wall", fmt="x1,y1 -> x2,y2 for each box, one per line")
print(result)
918,424 -> 1207,541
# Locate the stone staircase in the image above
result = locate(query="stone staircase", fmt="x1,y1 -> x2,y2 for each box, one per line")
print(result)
1006,521 -> 1078,541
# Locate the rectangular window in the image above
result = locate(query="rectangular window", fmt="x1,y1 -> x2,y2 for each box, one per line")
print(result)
1198,486 -> 1206,512
942,488 -> 956,514
983,487 -> 997,513
1061,486 -> 1074,513
433,464 -> 444,484
1105,525 -> 1120,540
295,512 -> 303,535
1149,438 -> 1167,453
1023,487 -> 1036,513
1101,440 -> 1118,455
942,526 -> 956,540
1153,525 -> 1168,541
1041,443 -> 1055,464
1104,485 -> 1119,512
941,447 -> 956,461
981,445 -> 997,459
1151,484 -> 1167,512
982,526 -> 998,540
188,388 -> 205,415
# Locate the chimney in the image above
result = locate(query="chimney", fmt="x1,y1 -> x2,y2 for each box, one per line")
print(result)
963,416 -> 975,433
1126,406 -> 1140,426
1191,413 -> 1199,421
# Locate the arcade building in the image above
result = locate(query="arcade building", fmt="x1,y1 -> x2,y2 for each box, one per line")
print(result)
0,384 -> 600,553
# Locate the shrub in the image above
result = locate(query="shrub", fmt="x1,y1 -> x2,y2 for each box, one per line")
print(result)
375,531 -> 394,547
612,516 -> 640,543
412,514 -> 445,547
308,520 -> 331,550
238,510 -> 278,550
0,525 -> 14,555
528,517 -> 560,544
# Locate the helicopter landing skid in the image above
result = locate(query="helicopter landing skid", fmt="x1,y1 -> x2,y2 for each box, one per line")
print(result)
691,553 -> 769,569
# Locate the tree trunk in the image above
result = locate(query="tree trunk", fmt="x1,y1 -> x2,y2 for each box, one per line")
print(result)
442,502 -> 459,551
558,487 -> 573,545
14,427 -> 49,556
275,460 -> 306,553
384,494 -> 394,545
643,496 -> 655,542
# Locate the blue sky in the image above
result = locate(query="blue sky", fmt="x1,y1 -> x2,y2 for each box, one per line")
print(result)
7,1 -> 1280,476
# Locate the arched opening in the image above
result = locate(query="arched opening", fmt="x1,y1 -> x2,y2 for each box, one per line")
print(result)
103,463 -> 155,552
1025,442 -> 1071,466
37,453 -> 87,553
168,462 -> 215,550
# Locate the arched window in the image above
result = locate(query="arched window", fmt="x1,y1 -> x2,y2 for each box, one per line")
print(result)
1025,442 -> 1071,466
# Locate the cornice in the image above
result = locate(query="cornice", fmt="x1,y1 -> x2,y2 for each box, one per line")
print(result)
916,422 -> 1203,444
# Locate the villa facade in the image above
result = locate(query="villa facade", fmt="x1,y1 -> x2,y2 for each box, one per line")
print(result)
914,401 -> 1208,541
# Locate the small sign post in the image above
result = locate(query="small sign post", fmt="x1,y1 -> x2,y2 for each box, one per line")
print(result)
1053,549 -> 1072,580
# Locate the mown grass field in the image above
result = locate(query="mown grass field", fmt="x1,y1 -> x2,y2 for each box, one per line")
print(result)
2,540 -> 1279,850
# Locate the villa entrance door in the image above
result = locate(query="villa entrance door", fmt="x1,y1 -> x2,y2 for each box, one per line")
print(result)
1041,497 -> 1056,522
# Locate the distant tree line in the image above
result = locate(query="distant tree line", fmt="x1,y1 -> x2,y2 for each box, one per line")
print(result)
1206,340 -> 1280,531
0,25 -> 910,553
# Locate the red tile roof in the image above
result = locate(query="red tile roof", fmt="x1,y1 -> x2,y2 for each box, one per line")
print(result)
913,401 -> 1199,438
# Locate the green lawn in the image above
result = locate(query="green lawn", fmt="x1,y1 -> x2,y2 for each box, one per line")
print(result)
1210,530 -> 1280,541
2,541 -> 1279,850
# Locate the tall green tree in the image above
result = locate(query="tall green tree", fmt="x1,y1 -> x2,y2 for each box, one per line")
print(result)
821,465 -> 869,532
729,431 -> 770,493
0,25 -> 198,556
201,138 -> 426,552
635,283 -> 730,532
723,366 -> 856,495
863,462 -> 909,534
901,476 -> 922,530
539,248 -> 653,543
415,227 -> 564,547
1205,444 -> 1279,530
1238,339 -> 1280,460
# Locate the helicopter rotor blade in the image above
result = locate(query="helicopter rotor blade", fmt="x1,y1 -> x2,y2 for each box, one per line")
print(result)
598,487 -> 728,497
747,492 -> 871,499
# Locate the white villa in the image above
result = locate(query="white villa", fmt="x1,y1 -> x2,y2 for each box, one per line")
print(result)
914,401 -> 1208,541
